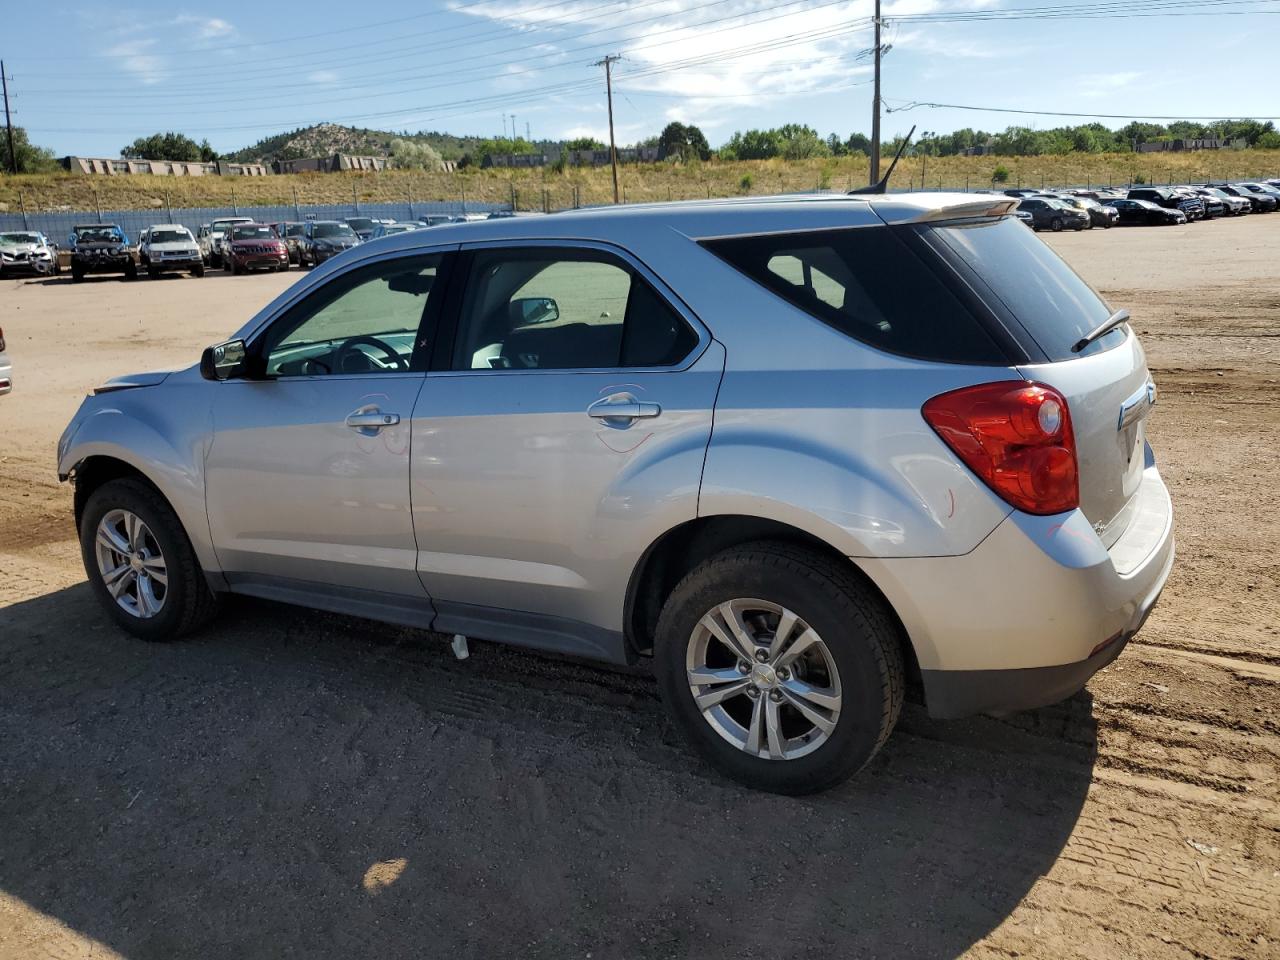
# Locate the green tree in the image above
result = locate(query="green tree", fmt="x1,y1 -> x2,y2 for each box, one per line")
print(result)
775,124 -> 829,160
565,136 -> 606,151
0,125 -> 58,173
120,131 -> 207,161
656,122 -> 711,162
389,138 -> 445,170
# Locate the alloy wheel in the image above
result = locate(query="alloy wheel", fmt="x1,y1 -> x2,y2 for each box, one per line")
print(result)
94,509 -> 168,619
686,598 -> 842,761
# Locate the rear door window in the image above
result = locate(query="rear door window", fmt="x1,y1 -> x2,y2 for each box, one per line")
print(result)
701,226 -> 1006,364
926,217 -> 1118,360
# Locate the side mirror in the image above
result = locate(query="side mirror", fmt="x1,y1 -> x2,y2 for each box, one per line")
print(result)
509,296 -> 559,326
200,339 -> 248,381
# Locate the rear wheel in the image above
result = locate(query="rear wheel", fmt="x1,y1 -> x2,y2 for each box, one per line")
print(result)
1050,217 -> 1064,232
654,542 -> 904,795
71,266 -> 84,282
79,478 -> 217,641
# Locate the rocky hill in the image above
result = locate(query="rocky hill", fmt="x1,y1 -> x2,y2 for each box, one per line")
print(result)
225,123 -> 549,165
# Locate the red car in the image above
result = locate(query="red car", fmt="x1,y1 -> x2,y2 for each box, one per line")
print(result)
226,223 -> 288,275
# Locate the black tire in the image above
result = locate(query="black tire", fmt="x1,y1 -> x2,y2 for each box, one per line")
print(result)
193,264 -> 205,278
71,267 -> 84,282
79,478 -> 218,642
147,266 -> 159,279
653,542 -> 904,795
1050,217 -> 1063,232
124,262 -> 138,281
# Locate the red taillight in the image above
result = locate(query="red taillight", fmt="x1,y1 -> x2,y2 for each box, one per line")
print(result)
0,326 -> 5,352
922,380 -> 1079,515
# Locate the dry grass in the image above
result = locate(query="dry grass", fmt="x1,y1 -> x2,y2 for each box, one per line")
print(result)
3,150 -> 1279,214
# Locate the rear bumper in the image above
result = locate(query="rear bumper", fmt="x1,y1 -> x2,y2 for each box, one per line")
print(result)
857,448 -> 1174,718
0,360 -> 11,395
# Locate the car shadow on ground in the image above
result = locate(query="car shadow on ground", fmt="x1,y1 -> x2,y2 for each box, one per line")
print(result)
0,583 -> 1098,959
24,275 -> 135,286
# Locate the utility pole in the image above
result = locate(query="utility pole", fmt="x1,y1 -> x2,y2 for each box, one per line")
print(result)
869,0 -> 881,186
511,114 -> 517,142
594,54 -> 623,204
2,61 -> 17,175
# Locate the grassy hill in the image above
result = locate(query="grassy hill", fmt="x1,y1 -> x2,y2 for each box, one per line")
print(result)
3,150 -> 1279,215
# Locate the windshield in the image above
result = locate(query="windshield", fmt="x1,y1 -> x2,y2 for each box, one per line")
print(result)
346,218 -> 374,231
283,223 -> 307,236
314,223 -> 356,239
929,216 -> 1115,361
149,229 -> 191,244
213,219 -> 252,231
76,227 -> 123,242
0,233 -> 40,245
232,225 -> 277,241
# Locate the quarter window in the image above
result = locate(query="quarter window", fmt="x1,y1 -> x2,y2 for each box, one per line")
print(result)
450,247 -> 697,371
260,254 -> 446,377
703,226 -> 1005,364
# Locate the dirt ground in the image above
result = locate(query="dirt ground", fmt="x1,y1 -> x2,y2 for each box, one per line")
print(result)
1,217 -> 1277,960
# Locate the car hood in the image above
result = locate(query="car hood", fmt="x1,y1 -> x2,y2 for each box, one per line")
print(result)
75,240 -> 127,250
0,242 -> 47,254
148,240 -> 197,252
93,370 -> 173,395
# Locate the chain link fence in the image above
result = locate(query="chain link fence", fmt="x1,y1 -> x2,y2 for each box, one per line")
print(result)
0,200 -> 509,243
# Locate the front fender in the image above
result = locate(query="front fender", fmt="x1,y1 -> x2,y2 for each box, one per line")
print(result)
60,386 -> 219,575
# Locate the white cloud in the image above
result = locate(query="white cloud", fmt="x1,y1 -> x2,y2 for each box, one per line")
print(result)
1077,71 -> 1142,98
107,38 -> 166,85
172,15 -> 236,40
308,70 -> 340,84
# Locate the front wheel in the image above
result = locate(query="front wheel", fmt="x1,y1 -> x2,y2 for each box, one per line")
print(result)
79,478 -> 218,641
654,542 -> 904,795
192,264 -> 205,278
124,262 -> 138,280
1050,217 -> 1063,232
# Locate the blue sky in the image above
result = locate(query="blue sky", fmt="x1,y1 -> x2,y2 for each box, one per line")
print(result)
3,0 -> 1278,158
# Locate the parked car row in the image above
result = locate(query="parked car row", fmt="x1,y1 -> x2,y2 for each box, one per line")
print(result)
999,180 -> 1280,231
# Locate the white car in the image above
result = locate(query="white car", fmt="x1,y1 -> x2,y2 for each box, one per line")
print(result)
208,217 -> 255,268
139,225 -> 204,278
0,230 -> 58,276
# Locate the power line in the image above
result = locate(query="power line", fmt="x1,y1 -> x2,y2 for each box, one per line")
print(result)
884,98 -> 1280,120
23,19 -> 875,137
21,2 -> 872,120
21,0 -> 849,102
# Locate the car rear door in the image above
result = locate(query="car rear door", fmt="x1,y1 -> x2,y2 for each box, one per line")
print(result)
408,240 -> 723,660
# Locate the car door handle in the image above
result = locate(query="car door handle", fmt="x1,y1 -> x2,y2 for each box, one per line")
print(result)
345,410 -> 400,430
587,397 -> 661,421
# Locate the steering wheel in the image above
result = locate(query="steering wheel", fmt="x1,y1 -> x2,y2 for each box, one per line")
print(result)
334,335 -> 407,373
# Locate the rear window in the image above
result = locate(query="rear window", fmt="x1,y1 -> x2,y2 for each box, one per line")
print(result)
927,217 -> 1117,360
701,226 -> 1005,364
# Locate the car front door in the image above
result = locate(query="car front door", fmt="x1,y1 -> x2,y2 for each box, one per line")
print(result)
204,250 -> 455,613
409,241 -> 724,661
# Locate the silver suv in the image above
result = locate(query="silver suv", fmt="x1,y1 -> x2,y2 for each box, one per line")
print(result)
57,194 -> 1174,794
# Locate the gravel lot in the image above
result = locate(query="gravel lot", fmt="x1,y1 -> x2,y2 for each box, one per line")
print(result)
1,218 -> 1278,959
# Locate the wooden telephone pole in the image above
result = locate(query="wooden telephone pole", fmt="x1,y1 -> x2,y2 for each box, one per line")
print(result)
594,54 -> 623,204
2,61 -> 17,175
869,0 -> 881,186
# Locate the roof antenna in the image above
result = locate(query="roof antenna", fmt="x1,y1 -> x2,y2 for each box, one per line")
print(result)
849,125 -> 916,195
